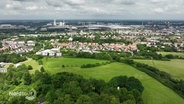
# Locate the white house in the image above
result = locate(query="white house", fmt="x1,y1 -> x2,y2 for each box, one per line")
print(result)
49,51 -> 55,56
27,41 -> 35,46
42,50 -> 51,56
15,63 -> 21,68
0,62 -> 5,68
50,48 -> 60,52
36,48 -> 62,57
0,68 -> 7,73
68,37 -> 73,41
56,52 -> 62,57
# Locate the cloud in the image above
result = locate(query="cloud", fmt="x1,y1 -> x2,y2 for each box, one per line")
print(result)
153,8 -> 165,13
25,6 -> 38,10
118,0 -> 137,5
5,2 -> 23,10
46,0 -> 62,7
46,0 -> 84,7
0,0 -> 184,20
13,0 -> 31,1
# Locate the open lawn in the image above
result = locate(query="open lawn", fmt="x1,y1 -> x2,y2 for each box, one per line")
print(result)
42,57 -> 109,70
22,59 -> 42,74
134,59 -> 184,80
158,52 -> 184,58
4,58 -> 41,74
42,58 -> 184,104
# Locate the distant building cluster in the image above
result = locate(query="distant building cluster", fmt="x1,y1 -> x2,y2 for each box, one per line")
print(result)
41,20 -> 69,31
0,24 -> 28,30
59,42 -> 137,53
1,40 -> 36,53
36,48 -> 62,57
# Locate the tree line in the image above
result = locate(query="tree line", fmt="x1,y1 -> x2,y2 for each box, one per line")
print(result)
122,59 -> 184,99
0,53 -> 27,63
1,64 -> 144,104
72,36 -> 132,45
81,62 -> 111,68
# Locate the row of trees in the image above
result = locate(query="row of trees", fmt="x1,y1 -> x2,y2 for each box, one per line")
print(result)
136,44 -> 162,60
62,50 -> 114,61
81,62 -> 111,68
62,49 -> 134,62
164,54 -> 184,59
0,34 -> 9,48
136,44 -> 180,60
72,36 -> 132,45
122,59 -> 184,99
62,44 -> 178,62
0,42 -> 2,48
0,34 -> 10,40
0,53 -> 27,63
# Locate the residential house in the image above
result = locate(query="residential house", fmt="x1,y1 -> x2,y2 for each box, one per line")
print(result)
27,41 -> 35,46
0,68 -> 7,73
36,48 -> 62,57
0,62 -> 5,68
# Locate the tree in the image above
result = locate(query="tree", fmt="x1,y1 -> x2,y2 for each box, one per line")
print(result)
0,42 -> 2,48
32,70 -> 42,82
110,96 -> 120,104
76,95 -> 93,104
40,73 -> 51,84
27,65 -> 33,70
38,60 -> 43,65
57,94 -> 74,104
62,65 -> 65,68
130,89 -> 142,103
23,72 -> 32,85
40,67 -> 45,72
99,93 -> 111,104
108,76 -> 144,93
87,92 -> 100,104
123,99 -> 136,104
165,54 -> 174,59
62,81 -> 83,100
46,90 -> 56,103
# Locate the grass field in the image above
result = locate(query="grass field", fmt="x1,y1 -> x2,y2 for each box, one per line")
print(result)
134,59 -> 184,80
158,52 -> 184,58
42,57 -> 109,71
21,59 -> 42,74
41,58 -> 184,104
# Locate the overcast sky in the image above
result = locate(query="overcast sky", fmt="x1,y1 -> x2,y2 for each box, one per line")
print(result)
0,0 -> 184,20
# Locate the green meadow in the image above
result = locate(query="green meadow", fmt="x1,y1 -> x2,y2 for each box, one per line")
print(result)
134,59 -> 184,80
36,57 -> 184,104
22,59 -> 42,74
42,57 -> 109,69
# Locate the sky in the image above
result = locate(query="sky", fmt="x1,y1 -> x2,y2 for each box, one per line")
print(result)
0,0 -> 184,20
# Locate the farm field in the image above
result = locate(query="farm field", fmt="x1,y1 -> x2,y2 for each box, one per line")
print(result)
134,59 -> 184,80
158,52 -> 184,58
41,58 -> 184,104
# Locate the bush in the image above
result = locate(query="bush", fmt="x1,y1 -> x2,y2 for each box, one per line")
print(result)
27,65 -> 33,70
165,54 -> 174,59
81,62 -> 111,68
